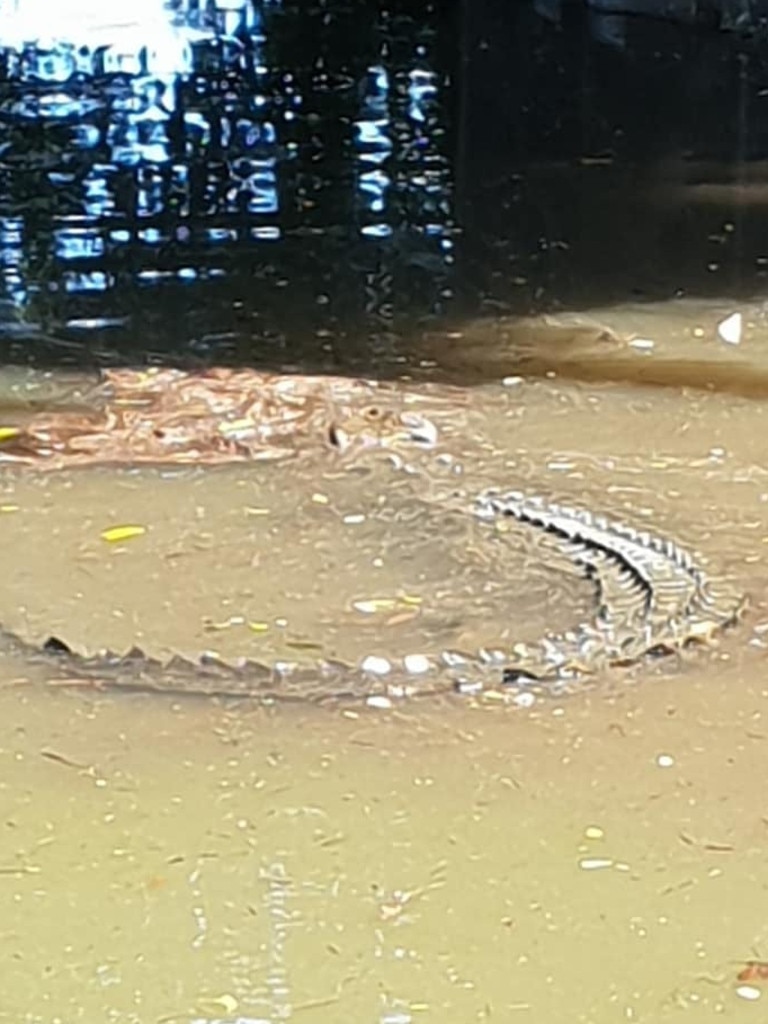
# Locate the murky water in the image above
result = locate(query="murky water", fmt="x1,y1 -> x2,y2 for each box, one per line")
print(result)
1,298 -> 768,1021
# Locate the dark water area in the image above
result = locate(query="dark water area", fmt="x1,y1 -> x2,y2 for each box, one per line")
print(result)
0,0 -> 767,372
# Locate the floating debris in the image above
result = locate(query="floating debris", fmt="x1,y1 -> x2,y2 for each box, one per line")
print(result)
353,598 -> 399,615
203,616 -> 246,632
365,695 -> 393,709
403,654 -> 431,674
194,992 -> 239,1017
352,594 -> 422,615
100,524 -> 146,543
735,985 -> 761,1001
361,655 -> 391,675
578,858 -> 614,871
285,639 -> 324,651
737,961 -> 768,983
0,426 -> 20,442
717,311 -> 742,345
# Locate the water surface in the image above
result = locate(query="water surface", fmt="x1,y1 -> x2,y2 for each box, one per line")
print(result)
1,297 -> 768,1022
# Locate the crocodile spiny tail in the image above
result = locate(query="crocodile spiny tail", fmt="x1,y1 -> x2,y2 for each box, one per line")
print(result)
4,491 -> 744,706
473,490 -> 744,683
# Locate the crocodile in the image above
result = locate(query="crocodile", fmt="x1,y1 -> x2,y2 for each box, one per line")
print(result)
0,368 -> 745,705
0,366 -> 455,468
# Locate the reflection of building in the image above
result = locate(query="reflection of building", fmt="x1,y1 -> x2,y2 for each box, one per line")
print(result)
0,0 -> 455,362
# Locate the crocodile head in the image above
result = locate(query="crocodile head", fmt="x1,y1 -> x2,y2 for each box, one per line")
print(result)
327,404 -> 440,456
0,370 -> 452,469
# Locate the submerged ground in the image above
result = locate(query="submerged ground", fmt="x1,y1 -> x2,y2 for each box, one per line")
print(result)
1,298 -> 768,1022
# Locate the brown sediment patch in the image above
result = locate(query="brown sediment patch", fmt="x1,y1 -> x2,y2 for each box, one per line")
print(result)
0,366 -> 467,470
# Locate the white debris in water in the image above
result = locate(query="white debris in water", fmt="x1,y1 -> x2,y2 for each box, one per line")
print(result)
479,647 -> 507,665
513,691 -> 536,708
403,413 -> 439,447
656,753 -> 675,768
441,649 -> 470,667
629,337 -> 655,351
403,654 -> 431,674
343,514 -> 366,525
387,683 -> 418,699
352,598 -> 397,614
578,857 -> 614,871
735,985 -> 762,1001
361,655 -> 392,675
455,679 -> 483,696
366,695 -> 393,709
502,375 -> 524,387
717,311 -> 742,345
380,1010 -> 413,1024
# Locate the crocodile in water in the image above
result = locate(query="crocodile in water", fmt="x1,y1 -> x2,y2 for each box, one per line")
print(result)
0,489 -> 743,706
0,369 -> 745,704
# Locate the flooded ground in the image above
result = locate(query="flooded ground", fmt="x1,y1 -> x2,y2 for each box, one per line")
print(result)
2,298 -> 768,1021
2,0 -> 768,1019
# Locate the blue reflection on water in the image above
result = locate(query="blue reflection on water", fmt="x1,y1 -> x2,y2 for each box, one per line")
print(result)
0,0 -> 455,348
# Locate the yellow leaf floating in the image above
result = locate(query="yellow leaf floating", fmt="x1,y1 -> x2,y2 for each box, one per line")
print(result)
0,426 -> 20,442
100,524 -> 147,543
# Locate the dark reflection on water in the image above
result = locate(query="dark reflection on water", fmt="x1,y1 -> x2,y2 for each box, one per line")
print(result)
0,0 -> 766,371
0,0 -> 457,368
460,1 -> 768,315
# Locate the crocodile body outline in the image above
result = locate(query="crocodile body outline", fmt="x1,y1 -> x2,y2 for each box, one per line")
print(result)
0,487 -> 743,705
0,367 -> 745,704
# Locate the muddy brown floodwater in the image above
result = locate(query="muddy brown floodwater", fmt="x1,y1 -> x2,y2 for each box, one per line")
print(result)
2,297 -> 768,1022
